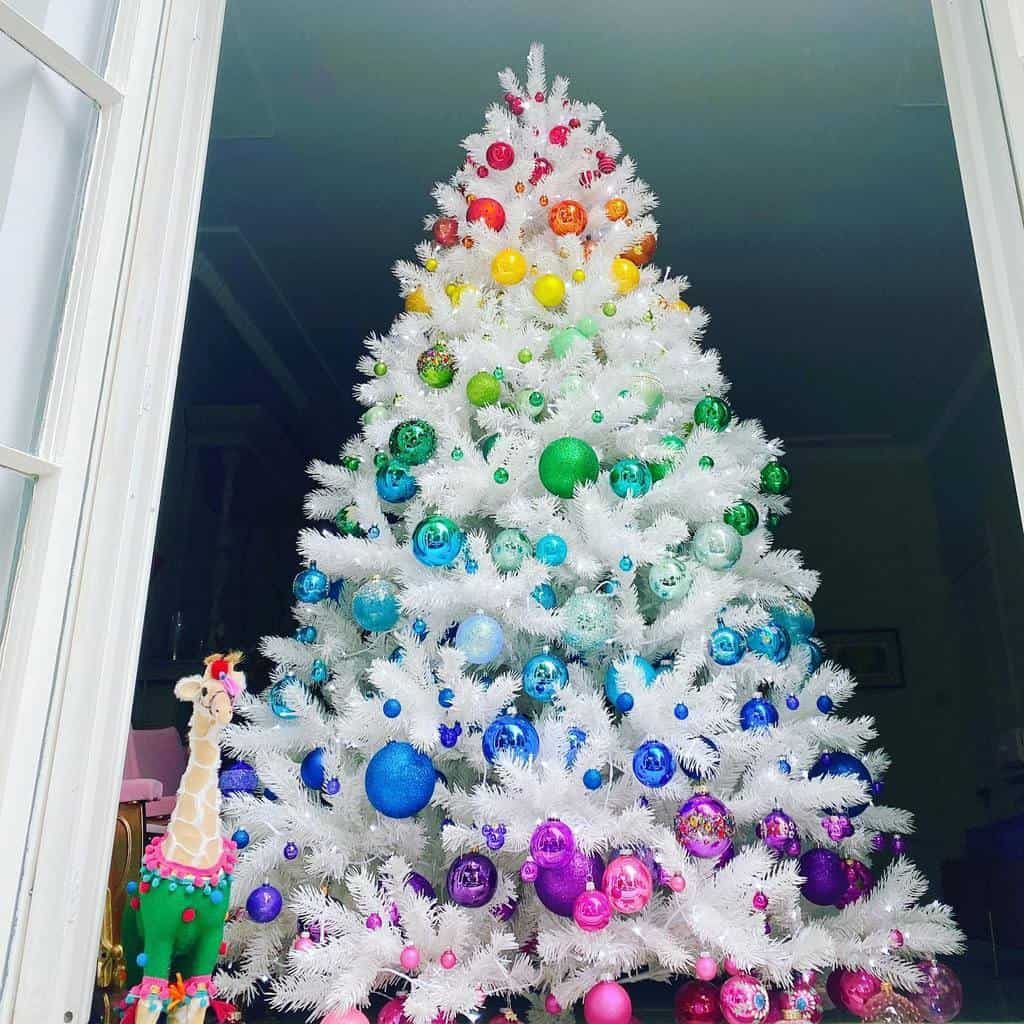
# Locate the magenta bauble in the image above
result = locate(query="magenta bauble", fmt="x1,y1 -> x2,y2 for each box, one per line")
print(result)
798,848 -> 847,905
602,854 -> 653,914
674,980 -> 723,1024
378,996 -> 411,1024
719,974 -> 769,1024
695,955 -> 719,981
834,858 -> 874,909
530,819 -> 575,869
912,961 -> 962,1023
573,887 -> 613,931
827,969 -> 882,1018
583,981 -> 632,1024
676,793 -> 735,859
535,848 -> 604,917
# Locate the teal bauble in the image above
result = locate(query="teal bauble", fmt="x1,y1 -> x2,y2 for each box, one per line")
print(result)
376,460 -> 418,503
535,533 -> 568,566
723,500 -> 759,536
770,595 -> 815,640
491,528 -> 533,572
388,419 -> 437,465
532,582 -> 557,609
648,557 -> 692,600
549,326 -> 587,359
609,458 -> 653,498
412,514 -> 464,567
561,591 -> 616,653
693,395 -> 732,431
515,388 -> 546,419
292,563 -> 329,603
539,437 -> 600,498
351,578 -> 401,632
522,652 -> 569,702
692,522 -> 743,570
268,676 -> 303,719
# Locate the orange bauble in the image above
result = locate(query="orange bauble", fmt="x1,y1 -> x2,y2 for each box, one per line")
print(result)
605,197 -> 629,221
466,197 -> 506,232
548,199 -> 588,236
621,232 -> 657,266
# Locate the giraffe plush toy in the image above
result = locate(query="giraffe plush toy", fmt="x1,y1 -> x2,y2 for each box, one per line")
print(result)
120,653 -> 245,1024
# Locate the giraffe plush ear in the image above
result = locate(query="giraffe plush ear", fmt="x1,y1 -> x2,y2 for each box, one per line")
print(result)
174,674 -> 204,702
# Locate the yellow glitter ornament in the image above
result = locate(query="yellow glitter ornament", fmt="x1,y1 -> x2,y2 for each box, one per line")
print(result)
533,274 -> 566,308
405,288 -> 431,314
491,248 -> 528,286
611,257 -> 640,294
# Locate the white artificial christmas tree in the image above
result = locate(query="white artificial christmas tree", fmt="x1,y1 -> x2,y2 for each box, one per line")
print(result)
218,46 -> 963,1024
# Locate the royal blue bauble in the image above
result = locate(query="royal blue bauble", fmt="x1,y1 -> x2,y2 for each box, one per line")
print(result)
292,563 -> 329,603
364,741 -> 436,818
246,884 -> 283,923
534,849 -> 604,917
771,595 -> 815,640
747,622 -> 791,662
532,582 -> 557,609
412,514 -> 464,567
219,761 -> 259,795
376,459 -> 418,503
455,613 -> 504,664
604,655 -> 656,707
709,623 -> 746,665
799,847 -> 847,905
535,533 -> 568,566
523,652 -> 569,702
351,577 -> 401,632
482,714 -> 539,763
268,676 -> 303,719
740,696 -> 779,730
328,578 -> 345,602
632,740 -> 676,787
446,852 -> 498,907
283,841 -> 299,860
231,829 -> 249,849
808,751 -> 873,817
300,747 -> 327,789
680,736 -> 720,781
295,624 -> 317,644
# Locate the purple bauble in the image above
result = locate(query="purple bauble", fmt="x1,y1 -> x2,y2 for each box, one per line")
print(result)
756,809 -> 800,858
834,858 -> 874,909
245,883 -> 283,923
490,897 -> 518,921
530,819 -> 575,868
534,848 -> 605,917
676,792 -> 736,859
799,848 -> 847,905
405,870 -> 437,901
912,961 -> 963,1023
446,852 -> 498,908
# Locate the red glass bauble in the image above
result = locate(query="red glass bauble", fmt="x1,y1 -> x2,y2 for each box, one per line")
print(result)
467,197 -> 506,232
549,125 -> 570,146
486,141 -> 515,170
548,199 -> 588,236
675,981 -> 723,1024
432,217 -> 459,248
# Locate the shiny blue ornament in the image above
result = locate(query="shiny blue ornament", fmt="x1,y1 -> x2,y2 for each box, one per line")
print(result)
439,722 -> 461,747
808,751 -> 873,817
535,533 -> 568,566
609,458 -> 653,498
482,714 -> 540,764
246,883 -> 283,923
310,659 -> 329,684
328,577 -> 345,602
219,761 -> 259,795
295,625 -> 317,644
604,655 -> 656,707
583,768 -> 603,790
619,556 -> 633,571
633,740 -> 676,787
292,563 -> 329,603
681,736 -> 720,781
324,778 -> 341,796
231,829 -> 249,849
674,702 -> 689,720
785,694 -> 800,710
412,515 -> 464,567
817,694 -> 834,714
709,623 -> 746,665
778,758 -> 792,775
770,595 -> 815,640
351,578 -> 401,632
364,741 -> 436,818
531,582 -> 557,609
615,692 -> 635,713
376,460 -> 418,502
383,698 -> 402,718
412,617 -> 428,637
438,687 -> 455,708
740,696 -> 779,730
455,613 -> 504,664
746,622 -> 791,662
566,727 -> 587,768
523,652 -> 569,702
283,841 -> 299,860
268,677 -> 302,719
300,747 -> 327,789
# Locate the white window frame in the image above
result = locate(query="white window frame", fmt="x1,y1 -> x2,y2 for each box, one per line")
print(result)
0,2 -> 225,1022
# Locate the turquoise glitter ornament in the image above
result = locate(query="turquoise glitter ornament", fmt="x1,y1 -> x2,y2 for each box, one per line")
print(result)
455,613 -> 505,664
293,563 -> 329,603
770,595 -> 815,640
351,578 -> 401,632
561,591 -> 616,653
535,533 -> 568,566
523,652 -> 569,702
491,528 -> 533,572
376,460 -> 418,503
692,522 -> 743,570
609,458 -> 653,498
648,556 -> 692,600
364,741 -> 436,818
412,514 -> 464,567
482,714 -> 539,763
388,419 -> 437,465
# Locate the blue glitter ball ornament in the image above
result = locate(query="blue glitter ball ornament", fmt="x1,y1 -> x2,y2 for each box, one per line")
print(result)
809,751 -> 873,817
740,696 -> 780,731
412,514 -> 464,567
632,740 -> 676,787
482,714 -> 540,764
523,652 -> 569,702
691,522 -> 743,570
680,736 -> 720,781
770,595 -> 815,640
268,677 -> 303,719
709,623 -> 747,665
300,747 -> 327,789
609,458 -> 653,498
351,577 -> 401,632
246,884 -> 283,923
219,761 -> 259,795
292,563 -> 329,603
535,533 -> 568,566
364,741 -> 436,818
532,582 -> 557,609
746,622 -> 792,662
376,460 -> 418,503
583,768 -> 603,790
648,556 -> 692,600
561,591 -> 616,653
383,698 -> 402,718
491,528 -> 533,572
231,829 -> 249,849
455,613 -> 505,664
604,655 -> 656,706
310,659 -> 329,684
295,625 -> 317,644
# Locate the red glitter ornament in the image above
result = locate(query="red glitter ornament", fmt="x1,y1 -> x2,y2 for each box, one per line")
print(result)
433,217 -> 459,248
466,197 -> 506,232
548,125 -> 570,146
486,141 -> 515,170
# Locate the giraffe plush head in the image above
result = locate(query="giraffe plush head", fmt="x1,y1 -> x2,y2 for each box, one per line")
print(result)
174,651 -> 246,731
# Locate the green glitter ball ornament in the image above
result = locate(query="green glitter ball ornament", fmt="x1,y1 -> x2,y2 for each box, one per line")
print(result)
416,345 -> 456,388
609,458 -> 653,498
342,455 -> 361,471
493,467 -> 509,484
466,371 -> 501,408
723,501 -> 759,536
491,528 -> 533,572
602,301 -> 617,317
335,506 -> 366,538
694,395 -> 732,431
388,419 -> 437,465
373,451 -> 389,469
591,410 -> 604,424
539,437 -> 601,499
760,462 -> 791,494
517,348 -> 533,364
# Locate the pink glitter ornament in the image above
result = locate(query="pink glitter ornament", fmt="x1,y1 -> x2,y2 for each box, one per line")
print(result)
752,891 -> 768,911
719,974 -> 769,1024
674,980 -> 723,1024
602,854 -> 653,914
695,955 -> 719,981
549,125 -> 570,146
584,981 -> 632,1024
573,887 -> 613,931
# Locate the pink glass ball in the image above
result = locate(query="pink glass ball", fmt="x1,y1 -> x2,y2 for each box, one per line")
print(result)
323,1011 -> 371,1024
440,950 -> 457,969
583,981 -> 633,1024
574,888 -> 613,931
723,957 -> 740,977
545,995 -> 562,1014
399,945 -> 421,970
293,933 -> 316,952
695,955 -> 719,981
720,974 -> 769,1024
912,961 -> 963,1023
378,997 -> 412,1024
603,854 -> 653,914
531,819 -> 575,869
520,858 -> 540,883
674,980 -> 723,1024
667,874 -> 687,892
826,969 -> 882,1018
752,891 -> 768,911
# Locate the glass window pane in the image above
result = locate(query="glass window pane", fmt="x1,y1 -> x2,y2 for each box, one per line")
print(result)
7,0 -> 119,75
0,31 -> 98,453
0,465 -> 33,649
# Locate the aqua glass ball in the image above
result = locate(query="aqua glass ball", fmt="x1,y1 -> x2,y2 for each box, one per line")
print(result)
295,625 -> 317,644
692,522 -> 743,570
723,501 -> 759,536
388,419 -> 437,465
523,652 -> 569,702
795,636 -> 825,673
740,696 -> 779,731
535,533 -> 568,566
561,591 -> 616,653
491,528 -> 533,572
310,659 -> 329,684
709,623 -> 746,665
455,613 -> 505,664
648,557 -> 692,600
268,677 -> 302,719
351,578 -> 401,632
604,655 -> 656,706
412,514 -> 464,567
482,714 -> 540,763
532,582 -> 557,609
609,458 -> 653,498
416,344 -> 456,388
770,595 -> 815,640
693,395 -> 732,431
292,563 -> 329,603
376,460 -> 418,503
746,622 -> 792,663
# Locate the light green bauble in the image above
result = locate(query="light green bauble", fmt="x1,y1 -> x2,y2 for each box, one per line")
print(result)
692,521 -> 743,570
629,370 -> 664,421
466,371 -> 502,408
416,344 -> 457,388
491,528 -> 533,572
561,590 -> 616,653
723,500 -> 759,536
538,437 -> 600,499
609,458 -> 653,498
515,388 -> 547,419
575,315 -> 599,338
648,556 -> 693,600
362,404 -> 389,425
559,374 -> 586,397
548,326 -> 587,359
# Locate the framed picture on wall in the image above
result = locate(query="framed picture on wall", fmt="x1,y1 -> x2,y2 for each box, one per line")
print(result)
819,629 -> 905,690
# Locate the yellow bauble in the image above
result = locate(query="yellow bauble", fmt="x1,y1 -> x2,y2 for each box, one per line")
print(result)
405,287 -> 431,314
611,257 -> 640,294
571,268 -> 586,283
673,299 -> 691,313
449,282 -> 477,307
491,247 -> 528,286
425,257 -> 438,272
533,273 -> 566,308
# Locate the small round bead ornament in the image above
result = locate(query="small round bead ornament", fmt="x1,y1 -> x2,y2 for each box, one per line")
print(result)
692,522 -> 743,570
674,980 -> 724,1024
364,741 -> 436,818
535,848 -> 605,917
911,961 -> 962,1023
417,345 -> 456,388
491,247 -> 528,285
293,563 -> 329,603
694,395 -> 732,431
482,713 -> 540,763
609,458 -> 653,498
649,556 -> 693,600
573,887 -> 613,931
746,622 -> 791,663
632,739 -> 676,787
466,196 -> 506,231
676,792 -> 735,858
539,437 -> 600,497
530,819 -> 575,868
388,419 -> 437,465
740,697 -> 779,731
246,883 -> 283,923
756,809 -> 801,858
583,980 -> 632,1024
455,613 -> 505,663
491,528 -> 533,571
548,199 -> 588,235
535,533 -> 568,565
351,578 -> 400,632
446,852 -> 498,908
808,751 -> 873,817
603,853 -> 653,913
798,848 -> 847,905
376,460 -> 418,502
710,623 -> 746,665
412,514 -> 464,567
719,975 -> 769,1024
561,590 -> 616,652
523,651 -> 569,702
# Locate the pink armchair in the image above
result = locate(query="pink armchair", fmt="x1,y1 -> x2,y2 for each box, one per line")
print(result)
122,727 -> 186,832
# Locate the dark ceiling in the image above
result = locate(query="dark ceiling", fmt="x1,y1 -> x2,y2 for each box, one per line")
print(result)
194,0 -> 988,461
